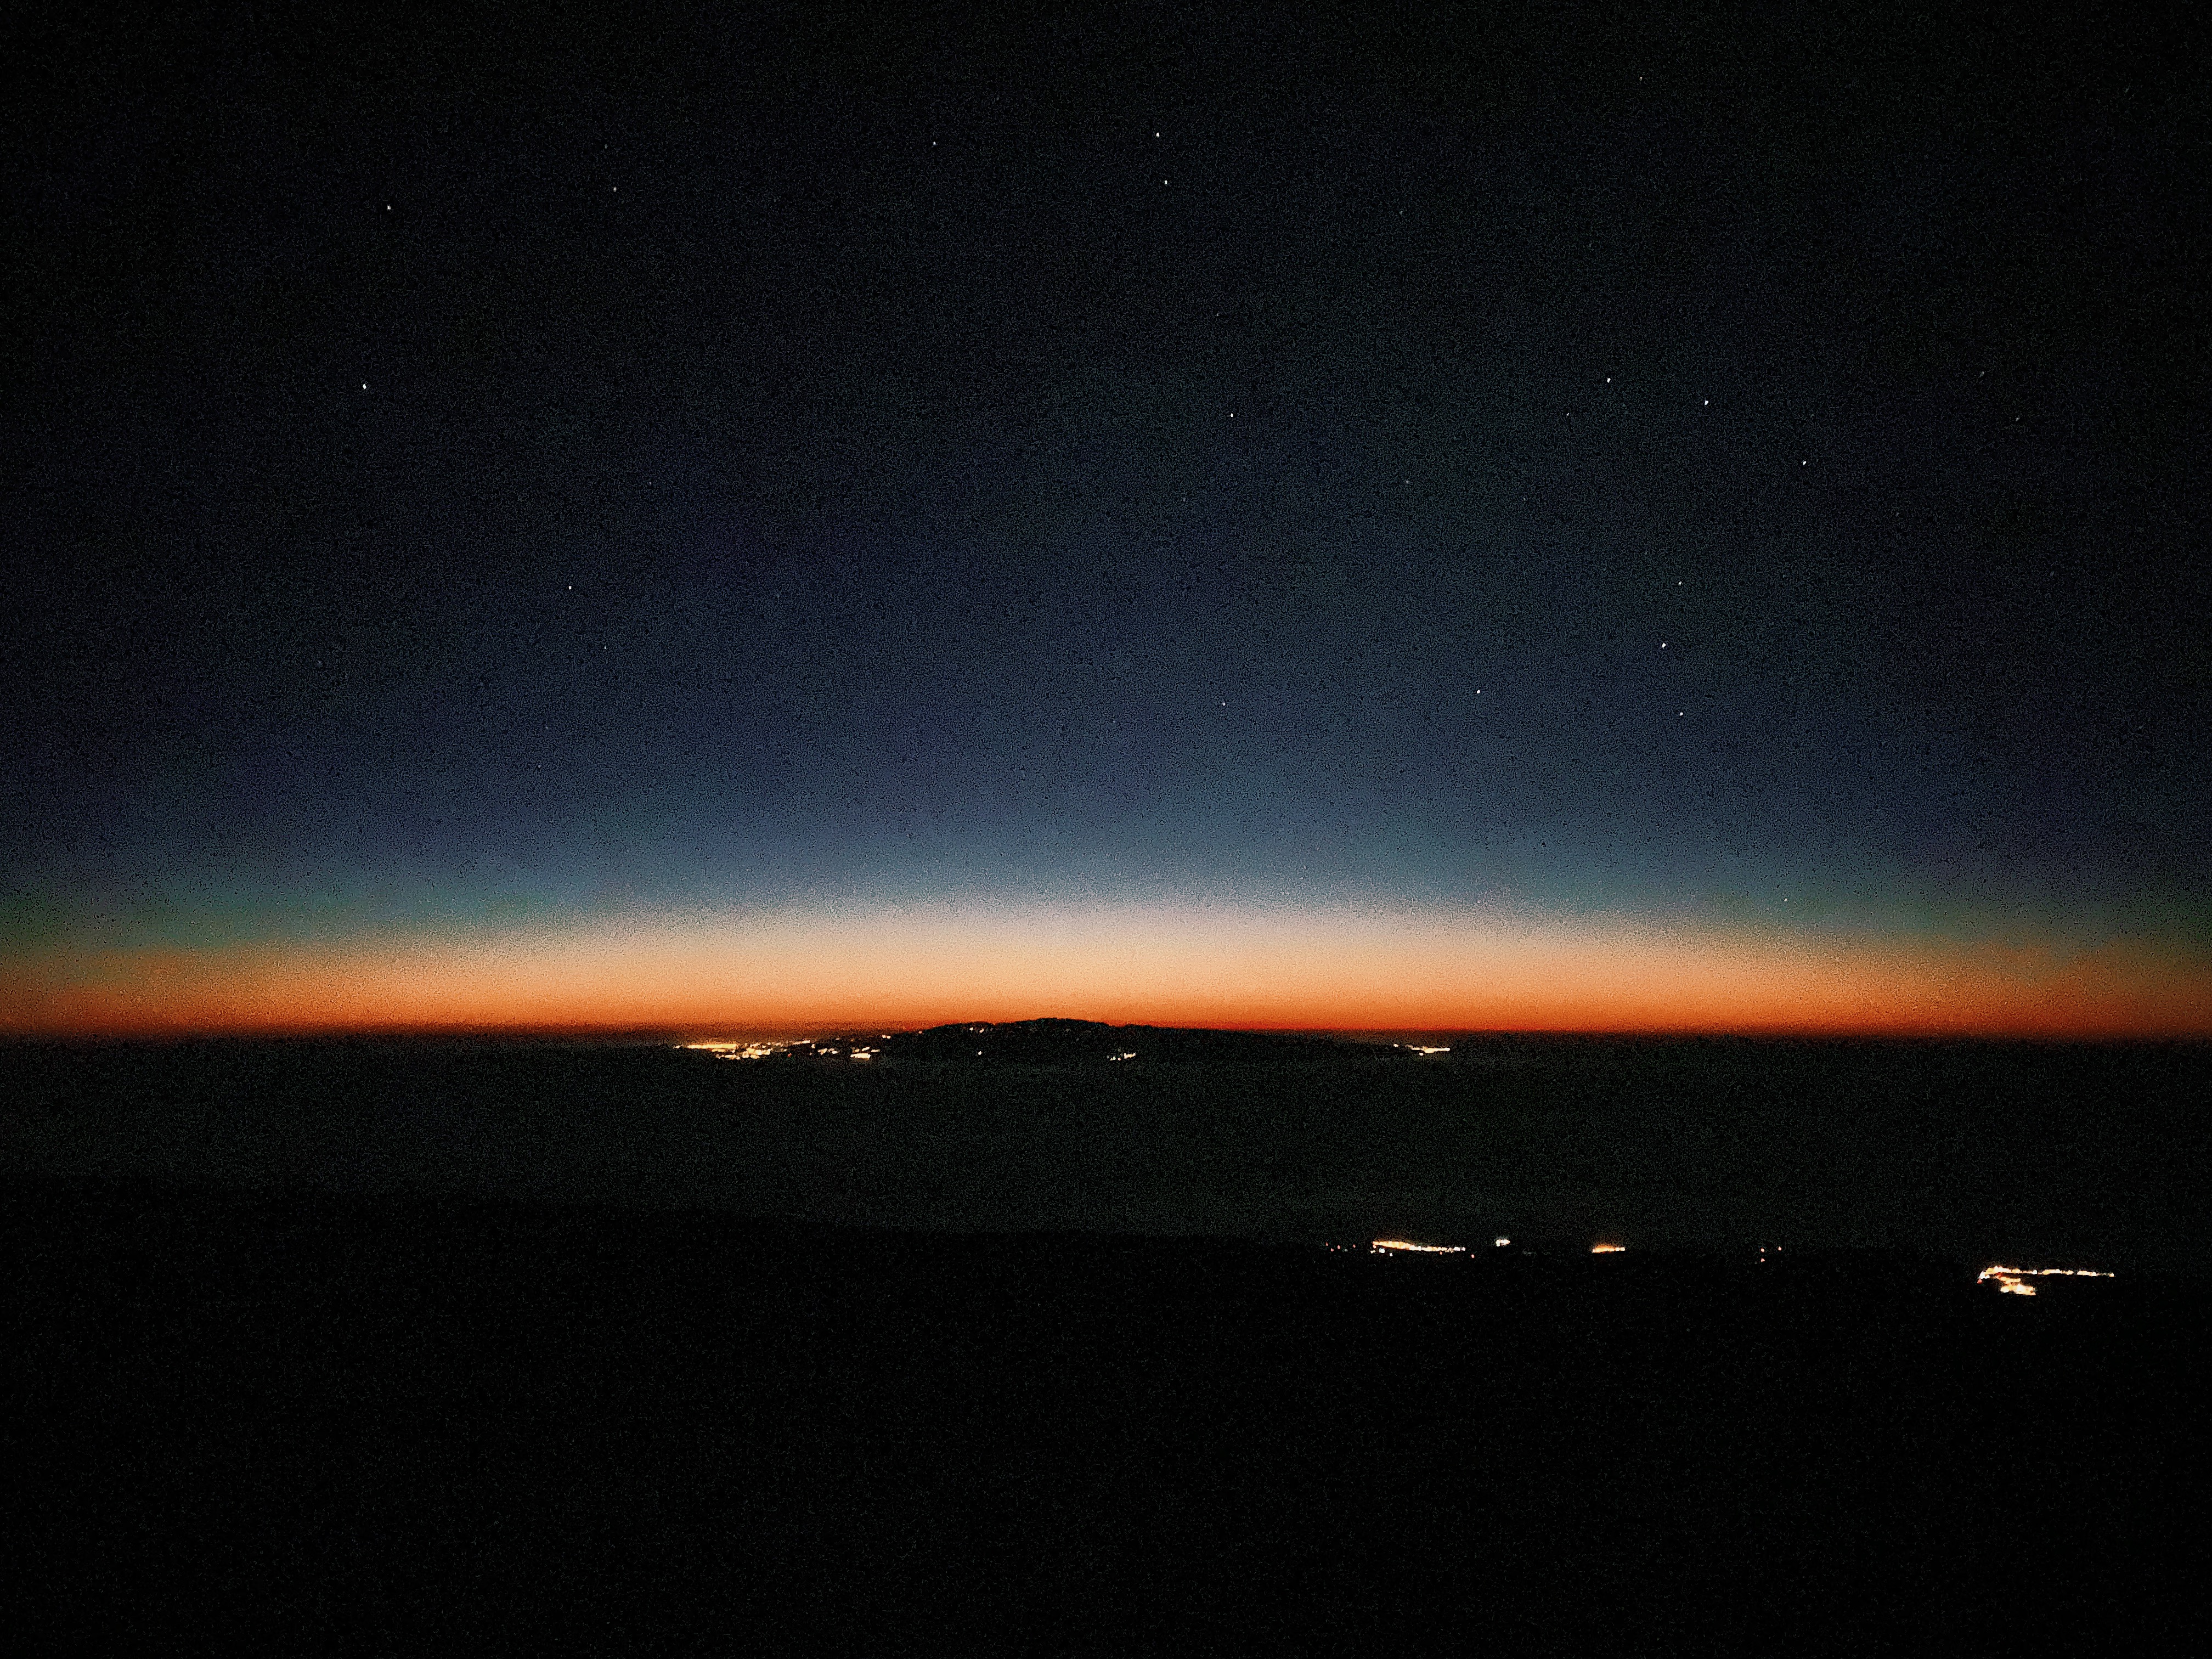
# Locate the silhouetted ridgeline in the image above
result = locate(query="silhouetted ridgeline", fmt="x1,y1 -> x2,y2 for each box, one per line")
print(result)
878,1018 -> 1417,1066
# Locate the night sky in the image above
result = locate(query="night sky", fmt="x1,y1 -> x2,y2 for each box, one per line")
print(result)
7,0 -> 2209,1034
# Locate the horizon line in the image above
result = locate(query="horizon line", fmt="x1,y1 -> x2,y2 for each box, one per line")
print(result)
8,1018 -> 2207,1045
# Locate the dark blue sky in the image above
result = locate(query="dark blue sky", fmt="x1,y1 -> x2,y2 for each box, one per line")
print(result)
5,0 -> 2208,997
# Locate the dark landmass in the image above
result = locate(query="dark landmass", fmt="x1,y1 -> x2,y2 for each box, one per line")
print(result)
878,1018 -> 1420,1067
4,1033 -> 2205,1269
5,1035 -> 2204,1648
5,1183 -> 2197,1654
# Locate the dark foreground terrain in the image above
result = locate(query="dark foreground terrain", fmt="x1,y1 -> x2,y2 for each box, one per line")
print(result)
5,1037 -> 2206,1651
4,1034 -> 2207,1265
5,1183 -> 2201,1655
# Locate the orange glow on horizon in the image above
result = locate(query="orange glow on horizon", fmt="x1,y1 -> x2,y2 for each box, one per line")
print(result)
4,902 -> 2209,1039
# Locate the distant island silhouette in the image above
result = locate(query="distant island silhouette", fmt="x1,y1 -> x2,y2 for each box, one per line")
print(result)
873,1018 -> 1426,1067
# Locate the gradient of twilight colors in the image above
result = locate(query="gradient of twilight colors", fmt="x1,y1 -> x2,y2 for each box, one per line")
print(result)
8,9 -> 2209,1042
8,900 -> 2209,1039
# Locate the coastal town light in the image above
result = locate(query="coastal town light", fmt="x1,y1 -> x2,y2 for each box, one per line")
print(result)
1978,1264 -> 2113,1296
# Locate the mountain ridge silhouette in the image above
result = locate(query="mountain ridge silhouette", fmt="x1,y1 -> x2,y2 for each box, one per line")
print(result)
877,1018 -> 1419,1066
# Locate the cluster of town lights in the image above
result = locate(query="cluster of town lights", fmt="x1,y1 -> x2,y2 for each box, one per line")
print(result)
1978,1265 -> 2114,1297
681,1041 -> 782,1060
680,1040 -> 879,1061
